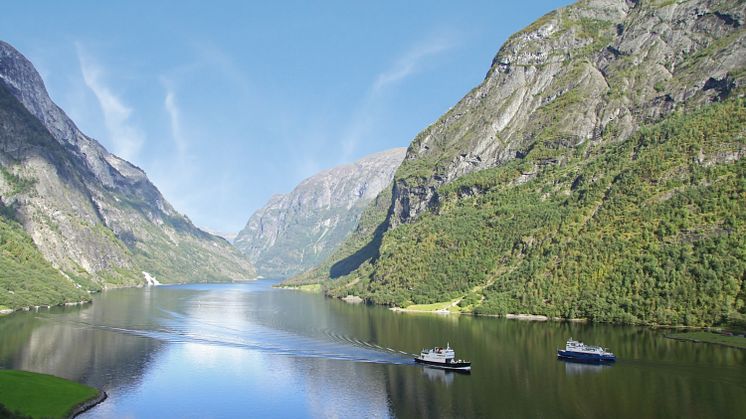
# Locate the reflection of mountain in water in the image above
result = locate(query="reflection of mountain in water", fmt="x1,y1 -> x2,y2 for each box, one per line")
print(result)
0,282 -> 744,418
0,288 -> 165,391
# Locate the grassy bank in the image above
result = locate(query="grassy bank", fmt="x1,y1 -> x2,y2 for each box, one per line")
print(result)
395,298 -> 463,313
281,283 -> 322,293
666,331 -> 746,350
0,370 -> 102,418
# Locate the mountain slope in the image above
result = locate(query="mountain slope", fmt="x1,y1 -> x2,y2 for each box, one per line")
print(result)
0,42 -> 254,310
235,148 -> 405,277
292,0 -> 746,326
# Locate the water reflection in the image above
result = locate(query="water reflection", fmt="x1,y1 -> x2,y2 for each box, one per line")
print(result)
561,359 -> 612,376
0,290 -> 163,392
0,281 -> 744,419
421,367 -> 456,386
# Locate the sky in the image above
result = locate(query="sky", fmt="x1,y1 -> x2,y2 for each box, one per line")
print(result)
1,1 -> 571,233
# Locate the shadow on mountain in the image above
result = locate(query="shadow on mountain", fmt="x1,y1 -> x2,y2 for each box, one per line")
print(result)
329,220 -> 387,279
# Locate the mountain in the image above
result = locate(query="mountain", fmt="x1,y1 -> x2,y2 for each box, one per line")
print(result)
234,148 -> 406,277
0,41 -> 254,311
203,229 -> 238,243
289,0 -> 746,327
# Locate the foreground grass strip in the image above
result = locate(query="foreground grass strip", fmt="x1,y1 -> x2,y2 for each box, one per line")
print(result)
666,332 -> 746,350
0,370 -> 101,418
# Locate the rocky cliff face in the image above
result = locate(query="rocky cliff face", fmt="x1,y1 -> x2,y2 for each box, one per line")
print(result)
391,0 -> 745,226
0,41 -> 254,309
235,148 -> 405,277
299,0 -> 746,326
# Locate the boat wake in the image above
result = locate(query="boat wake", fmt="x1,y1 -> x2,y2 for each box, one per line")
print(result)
322,328 -> 420,357
44,310 -> 415,366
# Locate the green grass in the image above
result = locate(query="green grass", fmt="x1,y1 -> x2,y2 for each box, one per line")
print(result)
0,370 -> 100,418
667,331 -> 746,349
0,215 -> 93,310
293,284 -> 322,293
403,298 -> 462,312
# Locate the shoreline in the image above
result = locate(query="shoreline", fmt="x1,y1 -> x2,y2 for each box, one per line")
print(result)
489,313 -> 588,323
390,307 -> 588,322
390,306 -> 722,329
280,283 -> 322,293
341,295 -> 364,304
0,370 -> 104,418
665,331 -> 746,350
70,390 -> 108,418
385,300 -> 731,330
0,299 -> 92,317
276,287 -> 736,332
0,277 -> 260,317
390,307 -> 455,315
5,281 -> 735,337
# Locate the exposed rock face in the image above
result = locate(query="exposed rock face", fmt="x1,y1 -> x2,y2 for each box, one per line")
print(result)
0,41 -> 254,307
391,0 -> 746,226
235,148 -> 406,277
298,0 -> 746,326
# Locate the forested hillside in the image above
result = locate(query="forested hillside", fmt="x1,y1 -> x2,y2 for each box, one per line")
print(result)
287,0 -> 746,326
327,98 -> 745,326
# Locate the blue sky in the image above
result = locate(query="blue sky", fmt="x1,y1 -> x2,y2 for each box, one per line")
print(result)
2,1 -> 571,233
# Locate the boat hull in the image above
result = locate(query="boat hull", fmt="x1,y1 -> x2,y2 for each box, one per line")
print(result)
557,350 -> 616,363
414,357 -> 472,371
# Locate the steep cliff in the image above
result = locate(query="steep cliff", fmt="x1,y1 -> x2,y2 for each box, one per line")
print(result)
0,41 -> 254,310
235,148 -> 405,277
295,0 -> 746,326
391,0 -> 744,226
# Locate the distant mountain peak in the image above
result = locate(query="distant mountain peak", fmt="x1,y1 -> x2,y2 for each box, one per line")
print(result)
235,147 -> 406,277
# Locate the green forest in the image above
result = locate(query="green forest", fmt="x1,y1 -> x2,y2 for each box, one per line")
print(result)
0,214 -> 94,311
321,98 -> 745,327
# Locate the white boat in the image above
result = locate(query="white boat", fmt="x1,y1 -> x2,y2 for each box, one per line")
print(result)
414,343 -> 471,372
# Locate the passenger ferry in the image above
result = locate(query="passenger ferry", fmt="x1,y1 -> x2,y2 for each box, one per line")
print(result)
414,343 -> 471,372
557,338 -> 616,363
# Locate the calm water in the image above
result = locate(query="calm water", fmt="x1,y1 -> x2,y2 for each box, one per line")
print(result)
0,280 -> 744,418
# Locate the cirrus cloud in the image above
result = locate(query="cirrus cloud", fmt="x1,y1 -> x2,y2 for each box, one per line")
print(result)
75,42 -> 144,161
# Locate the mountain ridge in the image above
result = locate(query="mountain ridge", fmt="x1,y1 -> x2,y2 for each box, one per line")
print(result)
287,0 -> 746,327
390,0 -> 744,227
235,148 -> 406,277
0,41 -> 254,311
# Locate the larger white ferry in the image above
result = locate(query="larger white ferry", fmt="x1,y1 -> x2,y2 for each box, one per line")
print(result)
414,343 -> 471,372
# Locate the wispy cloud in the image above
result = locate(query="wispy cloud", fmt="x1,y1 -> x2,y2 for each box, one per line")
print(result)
75,42 -> 144,161
371,38 -> 454,95
162,81 -> 188,160
338,36 -> 455,161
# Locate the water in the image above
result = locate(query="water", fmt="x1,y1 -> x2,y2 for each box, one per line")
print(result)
0,280 -> 744,418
